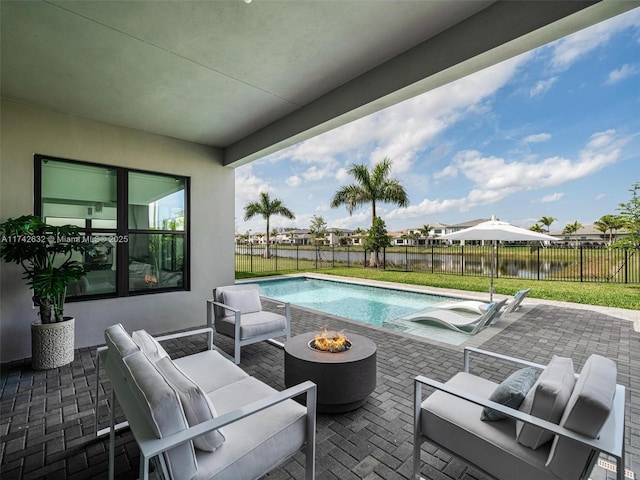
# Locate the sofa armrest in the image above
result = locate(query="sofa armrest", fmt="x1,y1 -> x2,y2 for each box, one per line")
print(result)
154,327 -> 214,351
463,346 -> 547,373
134,380 -> 317,478
414,374 -> 625,457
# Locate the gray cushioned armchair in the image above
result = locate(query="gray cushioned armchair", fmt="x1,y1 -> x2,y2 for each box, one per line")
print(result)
207,284 -> 291,364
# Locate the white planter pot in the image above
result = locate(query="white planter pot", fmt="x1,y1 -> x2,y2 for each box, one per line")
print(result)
31,317 -> 75,370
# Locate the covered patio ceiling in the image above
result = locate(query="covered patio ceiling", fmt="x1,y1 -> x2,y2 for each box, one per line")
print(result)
1,0 -> 637,167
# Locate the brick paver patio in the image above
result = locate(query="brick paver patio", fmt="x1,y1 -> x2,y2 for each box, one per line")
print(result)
1,298 -> 638,479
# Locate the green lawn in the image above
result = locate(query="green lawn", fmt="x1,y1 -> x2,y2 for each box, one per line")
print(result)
237,266 -> 640,310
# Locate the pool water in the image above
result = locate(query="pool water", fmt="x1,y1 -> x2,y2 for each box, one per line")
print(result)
253,277 -> 473,345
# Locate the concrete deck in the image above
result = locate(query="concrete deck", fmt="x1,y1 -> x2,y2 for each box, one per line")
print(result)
1,280 -> 638,479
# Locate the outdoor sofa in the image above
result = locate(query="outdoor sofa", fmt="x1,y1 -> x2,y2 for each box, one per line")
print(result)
414,347 -> 626,480
98,324 -> 316,480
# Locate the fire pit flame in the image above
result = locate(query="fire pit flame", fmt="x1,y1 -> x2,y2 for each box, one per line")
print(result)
309,327 -> 352,353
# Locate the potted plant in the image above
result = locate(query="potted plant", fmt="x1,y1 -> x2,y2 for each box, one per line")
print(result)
0,215 -> 88,369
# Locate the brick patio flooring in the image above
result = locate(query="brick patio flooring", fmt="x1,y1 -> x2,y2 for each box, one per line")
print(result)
1,299 -> 638,480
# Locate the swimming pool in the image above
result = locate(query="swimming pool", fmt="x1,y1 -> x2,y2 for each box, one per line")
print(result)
252,276 -> 474,345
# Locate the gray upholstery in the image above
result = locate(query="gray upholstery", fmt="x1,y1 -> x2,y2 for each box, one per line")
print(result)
214,284 -> 261,318
517,355 -> 575,449
102,325 -> 315,480
105,323 -> 139,358
210,284 -> 290,364
415,349 -> 623,480
217,311 -> 287,340
174,350 -> 249,394
546,354 -> 617,480
421,372 -> 554,480
156,356 -> 226,452
132,329 -> 170,363
194,376 -> 308,480
481,367 -> 537,421
123,351 -> 197,480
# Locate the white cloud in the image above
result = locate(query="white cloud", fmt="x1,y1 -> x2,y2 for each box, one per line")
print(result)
393,130 -> 630,219
336,167 -> 350,183
538,192 -> 564,203
523,133 -> 552,143
264,51 -> 531,177
285,175 -> 301,187
595,193 -> 606,201
605,64 -> 639,84
529,77 -> 557,97
303,163 -> 336,182
548,8 -> 640,71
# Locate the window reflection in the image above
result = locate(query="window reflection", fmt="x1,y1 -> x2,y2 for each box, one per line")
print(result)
129,172 -> 185,230
129,234 -> 184,292
67,235 -> 117,297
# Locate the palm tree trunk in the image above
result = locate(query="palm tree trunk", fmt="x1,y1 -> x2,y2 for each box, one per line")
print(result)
265,217 -> 270,258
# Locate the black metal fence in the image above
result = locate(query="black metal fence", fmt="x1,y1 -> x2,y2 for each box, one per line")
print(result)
235,243 -> 640,284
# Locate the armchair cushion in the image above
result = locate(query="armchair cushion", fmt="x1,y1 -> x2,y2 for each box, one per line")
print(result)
156,357 -> 225,452
546,354 -> 617,479
123,351 -> 197,480
217,311 -> 287,340
481,367 -> 537,421
105,323 -> 139,358
421,372 -> 552,480
221,287 -> 262,315
516,356 -> 575,449
132,329 -> 169,363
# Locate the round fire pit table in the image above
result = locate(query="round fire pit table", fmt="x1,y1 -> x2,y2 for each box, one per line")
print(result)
284,331 -> 377,413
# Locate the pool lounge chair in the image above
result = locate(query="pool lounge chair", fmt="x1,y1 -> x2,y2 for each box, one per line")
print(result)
406,299 -> 507,335
437,288 -> 530,316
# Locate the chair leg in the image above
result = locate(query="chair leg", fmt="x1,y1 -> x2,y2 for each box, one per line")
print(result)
109,390 -> 116,480
94,350 -> 101,436
413,381 -> 423,480
234,342 -> 241,364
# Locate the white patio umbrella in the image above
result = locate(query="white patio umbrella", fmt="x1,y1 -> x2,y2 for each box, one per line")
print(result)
441,216 -> 556,301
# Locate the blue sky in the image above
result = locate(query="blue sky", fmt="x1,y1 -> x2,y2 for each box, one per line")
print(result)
236,8 -> 640,235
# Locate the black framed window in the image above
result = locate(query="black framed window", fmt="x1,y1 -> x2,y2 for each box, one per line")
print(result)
35,154 -> 189,299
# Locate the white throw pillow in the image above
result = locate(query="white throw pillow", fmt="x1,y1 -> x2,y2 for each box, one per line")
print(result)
132,330 -> 169,363
516,355 -> 576,449
222,287 -> 262,315
123,352 -> 197,478
156,356 -> 225,452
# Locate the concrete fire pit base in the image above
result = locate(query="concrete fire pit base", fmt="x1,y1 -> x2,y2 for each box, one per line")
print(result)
284,331 -> 377,413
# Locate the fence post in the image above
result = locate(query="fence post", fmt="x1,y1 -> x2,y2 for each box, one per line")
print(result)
431,245 -> 434,274
250,243 -> 253,273
383,248 -> 386,270
332,245 -> 335,268
405,245 -> 408,272
296,244 -> 299,271
580,243 -> 583,282
537,247 -> 540,281
315,246 -> 318,270
275,243 -> 278,271
347,245 -> 350,267
461,245 -> 464,276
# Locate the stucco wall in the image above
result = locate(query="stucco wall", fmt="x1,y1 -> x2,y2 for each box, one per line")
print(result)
0,99 -> 236,362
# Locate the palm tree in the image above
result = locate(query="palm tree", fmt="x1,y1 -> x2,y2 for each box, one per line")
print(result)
529,224 -> 544,233
330,158 -> 408,266
419,224 -> 431,244
244,192 -> 295,258
538,216 -> 556,234
563,220 -> 583,248
595,214 -> 626,245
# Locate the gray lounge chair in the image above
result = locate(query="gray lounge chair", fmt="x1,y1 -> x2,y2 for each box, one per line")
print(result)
208,283 -> 291,364
436,288 -> 530,316
406,299 -> 507,335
